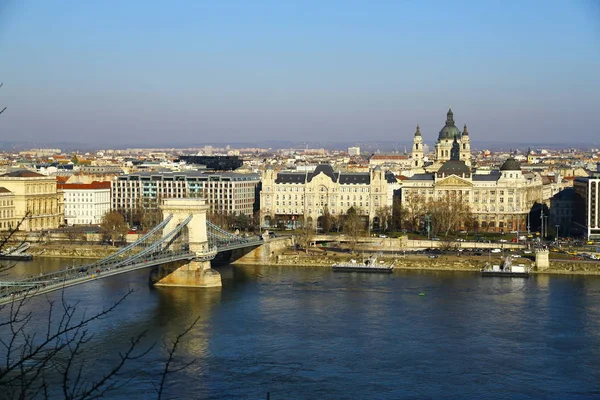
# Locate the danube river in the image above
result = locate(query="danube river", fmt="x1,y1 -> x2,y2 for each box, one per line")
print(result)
3,258 -> 600,399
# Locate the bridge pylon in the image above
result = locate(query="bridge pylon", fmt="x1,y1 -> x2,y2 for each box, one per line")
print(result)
150,198 -> 221,288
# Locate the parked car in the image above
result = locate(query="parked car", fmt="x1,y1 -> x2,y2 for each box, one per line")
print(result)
490,248 -> 502,253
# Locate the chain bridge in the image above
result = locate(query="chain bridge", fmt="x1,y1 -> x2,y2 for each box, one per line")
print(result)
0,198 -> 265,304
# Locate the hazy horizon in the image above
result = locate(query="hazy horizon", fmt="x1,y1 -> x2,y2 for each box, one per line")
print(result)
1,1 -> 599,147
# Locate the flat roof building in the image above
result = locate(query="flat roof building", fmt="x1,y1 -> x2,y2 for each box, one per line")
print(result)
573,177 -> 600,240
112,171 -> 260,222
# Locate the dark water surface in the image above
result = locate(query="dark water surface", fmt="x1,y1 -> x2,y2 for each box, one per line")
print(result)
4,259 -> 600,399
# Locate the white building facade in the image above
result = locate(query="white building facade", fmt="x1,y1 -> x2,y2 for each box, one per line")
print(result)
112,171 -> 260,217
59,182 -> 111,225
260,164 -> 398,229
574,177 -> 600,240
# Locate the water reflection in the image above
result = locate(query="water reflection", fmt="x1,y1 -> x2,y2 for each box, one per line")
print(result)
3,261 -> 600,399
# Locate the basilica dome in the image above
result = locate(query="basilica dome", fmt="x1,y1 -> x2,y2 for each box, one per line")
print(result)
500,157 -> 521,171
438,108 -> 462,140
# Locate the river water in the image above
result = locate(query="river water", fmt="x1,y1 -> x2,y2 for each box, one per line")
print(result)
3,258 -> 600,399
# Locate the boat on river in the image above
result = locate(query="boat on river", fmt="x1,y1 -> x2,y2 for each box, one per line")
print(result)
481,257 -> 530,277
0,242 -> 33,261
332,254 -> 394,273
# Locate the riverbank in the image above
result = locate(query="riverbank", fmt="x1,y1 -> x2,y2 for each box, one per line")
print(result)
23,243 -> 600,275
233,251 -> 600,275
29,243 -> 118,259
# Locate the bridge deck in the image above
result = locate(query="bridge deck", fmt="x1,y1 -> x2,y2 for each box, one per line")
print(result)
0,238 -> 263,305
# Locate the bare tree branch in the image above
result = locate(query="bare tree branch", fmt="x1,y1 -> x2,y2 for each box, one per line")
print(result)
155,315 -> 201,400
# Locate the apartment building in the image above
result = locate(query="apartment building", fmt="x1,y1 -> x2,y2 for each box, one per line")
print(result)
58,181 -> 111,225
573,177 -> 600,240
112,171 -> 260,218
0,170 -> 63,231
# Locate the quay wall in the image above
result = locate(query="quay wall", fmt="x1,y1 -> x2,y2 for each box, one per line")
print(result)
14,241 -> 600,275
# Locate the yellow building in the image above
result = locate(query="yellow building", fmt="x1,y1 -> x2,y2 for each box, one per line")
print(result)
0,187 -> 16,231
260,164 -> 399,229
0,170 -> 63,231
402,140 -> 543,232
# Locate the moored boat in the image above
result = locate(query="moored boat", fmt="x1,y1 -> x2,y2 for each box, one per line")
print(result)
0,253 -> 33,261
481,257 -> 530,277
332,255 -> 394,273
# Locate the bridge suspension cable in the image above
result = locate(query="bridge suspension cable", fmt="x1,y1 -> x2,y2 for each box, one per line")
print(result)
88,214 -> 174,268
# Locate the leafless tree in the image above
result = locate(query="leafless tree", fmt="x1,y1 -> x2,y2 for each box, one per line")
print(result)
0,82 -> 6,116
374,205 -> 392,232
403,192 -> 427,232
0,227 -> 201,399
0,137 -> 198,397
296,216 -> 314,253
99,210 -> 128,246
343,206 -> 364,253
427,192 -> 473,238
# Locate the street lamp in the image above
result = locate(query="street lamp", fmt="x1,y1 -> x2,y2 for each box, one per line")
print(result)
425,214 -> 431,239
555,224 -> 559,244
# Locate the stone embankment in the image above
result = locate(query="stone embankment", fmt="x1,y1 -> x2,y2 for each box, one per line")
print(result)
234,249 -> 600,275
29,243 -> 118,259
26,242 -> 600,275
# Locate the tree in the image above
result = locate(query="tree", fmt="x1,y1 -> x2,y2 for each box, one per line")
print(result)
100,210 -> 129,246
0,83 -> 200,398
296,216 -> 314,253
375,205 -> 392,232
343,206 -> 364,253
140,208 -> 163,231
232,213 -> 251,231
0,216 -> 201,399
64,228 -> 87,243
250,210 -> 261,233
403,192 -> 428,232
321,206 -> 333,233
330,214 -> 343,233
0,82 -> 6,116
428,192 -> 473,238
391,197 -> 405,231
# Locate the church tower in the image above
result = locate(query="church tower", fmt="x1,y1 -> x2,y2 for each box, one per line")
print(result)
411,125 -> 424,168
435,108 -> 461,163
460,123 -> 471,166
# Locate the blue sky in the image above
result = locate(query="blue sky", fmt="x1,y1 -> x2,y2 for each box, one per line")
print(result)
0,0 -> 599,147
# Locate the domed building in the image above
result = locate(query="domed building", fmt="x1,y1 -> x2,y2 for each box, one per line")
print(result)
434,108 -> 471,166
401,153 -> 543,233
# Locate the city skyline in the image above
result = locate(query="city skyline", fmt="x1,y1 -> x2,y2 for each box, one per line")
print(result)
1,1 -> 599,146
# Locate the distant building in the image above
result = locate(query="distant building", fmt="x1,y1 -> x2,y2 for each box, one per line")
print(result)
549,188 -> 575,238
411,109 -> 471,171
112,171 -> 260,219
0,170 -> 63,231
177,155 -> 243,171
0,187 -> 16,231
348,147 -> 361,156
402,140 -> 543,232
260,163 -> 398,229
58,181 -> 111,225
573,177 -> 600,240
369,154 -> 411,170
